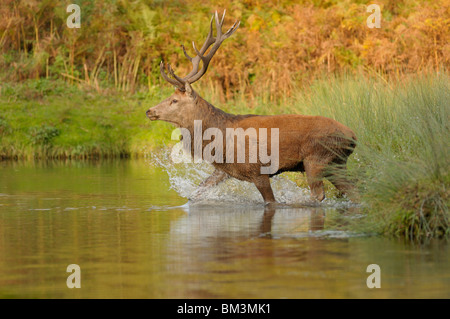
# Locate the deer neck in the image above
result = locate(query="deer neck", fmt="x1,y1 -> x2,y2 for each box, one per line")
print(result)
185,97 -> 235,133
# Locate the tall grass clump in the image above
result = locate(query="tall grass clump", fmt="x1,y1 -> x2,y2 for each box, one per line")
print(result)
291,72 -> 449,240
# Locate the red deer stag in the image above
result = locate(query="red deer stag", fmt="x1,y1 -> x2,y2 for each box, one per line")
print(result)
146,11 -> 357,205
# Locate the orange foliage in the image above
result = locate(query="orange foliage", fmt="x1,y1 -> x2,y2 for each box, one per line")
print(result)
0,0 -> 448,100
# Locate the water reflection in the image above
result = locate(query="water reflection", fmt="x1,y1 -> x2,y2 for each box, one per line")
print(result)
161,203 -> 450,298
170,203 -> 362,241
171,204 -> 328,239
0,159 -> 449,298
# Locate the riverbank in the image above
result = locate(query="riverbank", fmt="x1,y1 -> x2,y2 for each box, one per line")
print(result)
1,73 -> 448,240
0,79 -> 174,160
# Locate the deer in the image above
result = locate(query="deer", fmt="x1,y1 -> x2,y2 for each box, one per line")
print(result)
146,10 -> 357,206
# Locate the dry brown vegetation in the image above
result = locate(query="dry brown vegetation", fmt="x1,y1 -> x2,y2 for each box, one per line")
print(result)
0,0 -> 448,100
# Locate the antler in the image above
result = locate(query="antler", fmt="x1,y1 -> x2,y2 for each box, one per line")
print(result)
160,10 -> 240,90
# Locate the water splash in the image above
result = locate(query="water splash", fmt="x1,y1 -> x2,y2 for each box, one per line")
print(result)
149,148 -> 357,208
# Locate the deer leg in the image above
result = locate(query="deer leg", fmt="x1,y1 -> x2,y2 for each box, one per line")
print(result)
199,169 -> 229,188
190,169 -> 229,200
304,159 -> 326,201
254,176 -> 276,204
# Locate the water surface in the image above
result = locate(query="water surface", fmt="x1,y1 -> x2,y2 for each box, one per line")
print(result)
0,159 -> 449,298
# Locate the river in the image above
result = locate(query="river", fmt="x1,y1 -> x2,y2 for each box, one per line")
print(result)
0,159 -> 448,298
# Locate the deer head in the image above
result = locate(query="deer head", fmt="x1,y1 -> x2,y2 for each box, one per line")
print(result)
146,10 -> 240,128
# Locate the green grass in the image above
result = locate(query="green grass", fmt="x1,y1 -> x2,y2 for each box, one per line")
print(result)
1,73 -> 449,240
0,79 -> 175,159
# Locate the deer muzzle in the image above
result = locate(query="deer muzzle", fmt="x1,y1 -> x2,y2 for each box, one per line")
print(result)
146,109 -> 159,121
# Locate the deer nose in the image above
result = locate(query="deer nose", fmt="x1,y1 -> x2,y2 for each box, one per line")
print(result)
146,109 -> 159,120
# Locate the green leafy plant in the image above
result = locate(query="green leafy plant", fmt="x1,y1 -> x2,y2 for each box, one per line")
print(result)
29,125 -> 61,145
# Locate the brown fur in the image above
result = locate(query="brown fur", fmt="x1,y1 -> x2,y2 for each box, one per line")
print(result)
147,86 -> 357,204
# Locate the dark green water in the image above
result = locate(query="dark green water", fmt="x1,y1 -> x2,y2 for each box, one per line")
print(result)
0,159 -> 449,298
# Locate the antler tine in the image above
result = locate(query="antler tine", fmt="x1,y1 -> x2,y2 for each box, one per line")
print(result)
221,9 -> 226,26
206,15 -> 216,47
214,10 -> 223,38
181,45 -> 193,62
160,61 -> 184,89
225,20 -> 240,38
168,64 -> 186,85
192,41 -> 210,66
192,41 -> 202,57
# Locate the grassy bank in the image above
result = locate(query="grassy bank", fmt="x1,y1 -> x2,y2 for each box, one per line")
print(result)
0,79 -> 175,159
1,72 -> 449,240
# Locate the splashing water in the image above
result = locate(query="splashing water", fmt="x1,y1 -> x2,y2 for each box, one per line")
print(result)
148,148 -> 356,208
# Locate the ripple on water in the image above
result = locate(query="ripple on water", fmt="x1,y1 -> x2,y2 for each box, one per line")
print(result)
272,230 -> 367,239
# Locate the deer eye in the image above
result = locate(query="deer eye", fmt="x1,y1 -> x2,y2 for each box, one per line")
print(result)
172,99 -> 178,104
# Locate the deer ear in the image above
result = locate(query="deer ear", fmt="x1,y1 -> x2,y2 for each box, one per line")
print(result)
185,82 -> 195,99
